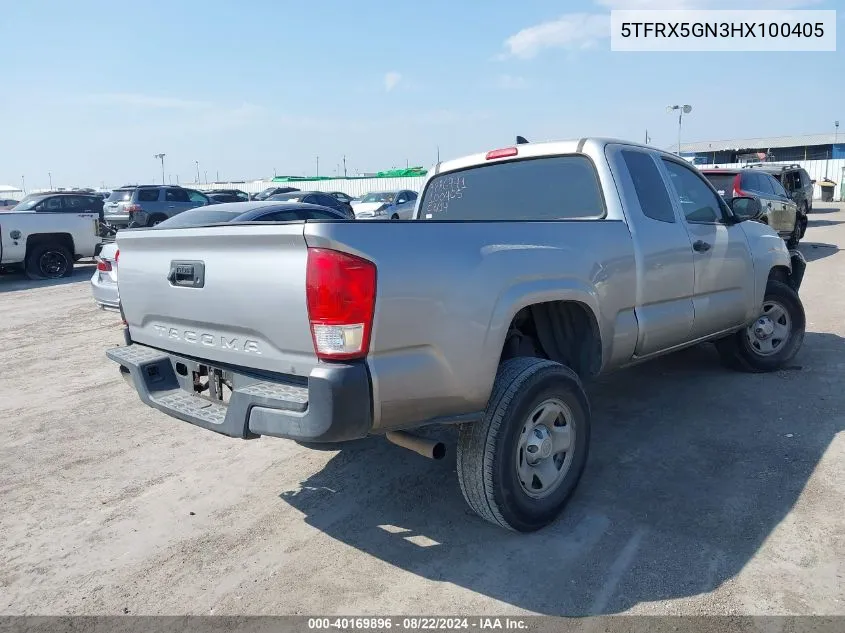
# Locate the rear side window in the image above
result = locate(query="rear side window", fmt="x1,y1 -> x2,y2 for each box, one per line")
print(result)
165,189 -> 189,202
621,150 -> 675,223
741,171 -> 764,193
137,189 -> 159,202
419,155 -> 604,221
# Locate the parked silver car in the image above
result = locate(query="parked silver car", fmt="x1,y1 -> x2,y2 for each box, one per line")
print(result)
351,190 -> 417,220
90,241 -> 119,311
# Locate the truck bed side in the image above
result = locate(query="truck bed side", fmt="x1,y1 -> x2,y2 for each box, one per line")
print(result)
304,220 -> 637,430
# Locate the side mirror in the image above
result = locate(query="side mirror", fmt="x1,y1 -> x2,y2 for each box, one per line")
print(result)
730,196 -> 763,222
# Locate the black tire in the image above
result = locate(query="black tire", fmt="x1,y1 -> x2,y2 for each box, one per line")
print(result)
715,279 -> 805,373
786,218 -> 801,249
391,214 -> 399,220
147,214 -> 167,227
456,357 -> 591,532
25,243 -> 73,280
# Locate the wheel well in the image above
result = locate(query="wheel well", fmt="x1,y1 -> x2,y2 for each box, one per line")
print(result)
148,213 -> 168,223
500,301 -> 602,379
768,266 -> 790,285
26,233 -> 74,257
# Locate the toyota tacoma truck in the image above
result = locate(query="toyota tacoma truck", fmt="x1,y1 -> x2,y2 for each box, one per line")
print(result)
0,209 -> 102,279
107,138 -> 807,532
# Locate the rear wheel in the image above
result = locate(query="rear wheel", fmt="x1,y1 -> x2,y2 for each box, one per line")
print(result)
456,357 -> 591,532
25,243 -> 73,280
147,214 -> 167,227
391,214 -> 399,220
715,279 -> 805,372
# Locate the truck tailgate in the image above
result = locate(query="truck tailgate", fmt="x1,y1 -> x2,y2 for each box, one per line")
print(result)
116,224 -> 317,376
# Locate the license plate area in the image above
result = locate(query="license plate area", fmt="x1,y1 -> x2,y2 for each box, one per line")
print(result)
190,363 -> 234,406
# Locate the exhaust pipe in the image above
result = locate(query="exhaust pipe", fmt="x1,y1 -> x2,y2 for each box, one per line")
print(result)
386,431 -> 446,460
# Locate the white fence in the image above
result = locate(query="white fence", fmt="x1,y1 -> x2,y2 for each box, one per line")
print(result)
707,158 -> 845,202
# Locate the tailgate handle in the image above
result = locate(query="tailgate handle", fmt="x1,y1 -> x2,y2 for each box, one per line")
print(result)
167,260 -> 205,288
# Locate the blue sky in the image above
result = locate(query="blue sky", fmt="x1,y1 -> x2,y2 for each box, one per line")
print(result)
1,0 -> 841,189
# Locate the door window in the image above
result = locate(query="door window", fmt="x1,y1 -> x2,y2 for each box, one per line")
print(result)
137,189 -> 160,202
63,195 -> 91,211
769,176 -> 789,198
662,159 -> 724,224
35,197 -> 64,211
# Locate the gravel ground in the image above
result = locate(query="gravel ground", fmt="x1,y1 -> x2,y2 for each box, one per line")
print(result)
1,206 -> 843,616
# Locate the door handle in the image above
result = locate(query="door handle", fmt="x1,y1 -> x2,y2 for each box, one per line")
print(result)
693,240 -> 711,253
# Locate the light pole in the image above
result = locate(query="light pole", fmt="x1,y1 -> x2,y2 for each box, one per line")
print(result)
21,175 -> 25,194
316,156 -> 319,177
666,105 -> 692,156
48,172 -> 52,189
195,160 -> 200,184
154,153 -> 166,185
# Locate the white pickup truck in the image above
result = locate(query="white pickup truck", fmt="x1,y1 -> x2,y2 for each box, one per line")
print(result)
0,210 -> 102,279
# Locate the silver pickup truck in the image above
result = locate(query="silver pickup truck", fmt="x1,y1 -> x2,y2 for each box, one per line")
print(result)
107,138 -> 807,532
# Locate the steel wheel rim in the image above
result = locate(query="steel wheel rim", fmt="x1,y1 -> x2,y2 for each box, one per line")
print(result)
39,250 -> 68,277
746,300 -> 791,357
515,398 -> 575,499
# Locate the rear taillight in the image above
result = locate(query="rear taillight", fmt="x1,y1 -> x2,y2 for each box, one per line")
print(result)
125,204 -> 141,213
115,249 -> 119,263
306,247 -> 376,361
97,259 -> 112,272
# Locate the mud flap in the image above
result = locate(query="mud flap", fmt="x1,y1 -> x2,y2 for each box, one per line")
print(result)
788,249 -> 806,291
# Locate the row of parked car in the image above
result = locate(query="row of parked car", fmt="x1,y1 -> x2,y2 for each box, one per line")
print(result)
89,187 -> 419,310
92,184 -> 420,229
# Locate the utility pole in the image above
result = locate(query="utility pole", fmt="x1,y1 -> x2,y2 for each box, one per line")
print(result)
666,105 -> 692,156
437,146 -> 440,163
342,155 -> 347,178
195,161 -> 200,184
316,156 -> 319,178
48,172 -> 52,189
154,153 -> 166,185
204,171 -> 208,184
21,175 -> 26,194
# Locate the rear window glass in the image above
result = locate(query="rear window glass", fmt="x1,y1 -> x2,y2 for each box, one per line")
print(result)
107,189 -> 133,202
419,155 -> 604,220
702,173 -> 737,199
154,207 -> 246,228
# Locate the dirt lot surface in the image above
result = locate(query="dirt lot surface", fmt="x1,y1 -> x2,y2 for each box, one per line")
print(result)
2,206 -> 844,617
